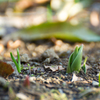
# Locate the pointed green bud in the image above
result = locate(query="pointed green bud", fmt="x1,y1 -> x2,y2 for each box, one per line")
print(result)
67,45 -> 83,73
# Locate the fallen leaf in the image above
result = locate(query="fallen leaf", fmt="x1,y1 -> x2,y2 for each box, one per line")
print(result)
0,61 -> 14,78
44,65 -> 64,71
71,73 -> 83,82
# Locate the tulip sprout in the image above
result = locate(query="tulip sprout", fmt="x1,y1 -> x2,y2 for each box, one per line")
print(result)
67,45 -> 83,73
10,48 -> 21,73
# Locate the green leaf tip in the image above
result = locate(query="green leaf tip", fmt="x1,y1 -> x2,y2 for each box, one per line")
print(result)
67,45 -> 83,73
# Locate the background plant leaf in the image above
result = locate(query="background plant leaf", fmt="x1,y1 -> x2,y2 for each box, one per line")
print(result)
12,22 -> 100,42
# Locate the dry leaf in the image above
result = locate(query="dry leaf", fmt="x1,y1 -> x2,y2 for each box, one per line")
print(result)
71,73 -> 83,82
0,61 -> 14,78
44,65 -> 64,72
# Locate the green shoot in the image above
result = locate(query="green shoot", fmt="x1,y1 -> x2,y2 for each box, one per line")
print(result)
10,48 -> 21,73
82,57 -> 87,74
17,48 -> 21,73
67,45 -> 83,73
99,72 -> 100,87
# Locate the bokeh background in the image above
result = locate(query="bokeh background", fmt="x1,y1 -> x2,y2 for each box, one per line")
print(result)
0,0 -> 100,30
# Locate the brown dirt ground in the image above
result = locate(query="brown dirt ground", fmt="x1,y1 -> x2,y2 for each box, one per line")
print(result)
0,39 -> 100,100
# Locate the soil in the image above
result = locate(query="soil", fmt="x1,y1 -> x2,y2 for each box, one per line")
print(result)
0,38 -> 100,100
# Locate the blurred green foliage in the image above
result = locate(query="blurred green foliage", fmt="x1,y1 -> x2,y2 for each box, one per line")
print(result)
14,22 -> 100,42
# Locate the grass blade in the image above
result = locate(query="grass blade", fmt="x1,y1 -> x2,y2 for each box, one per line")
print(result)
17,48 -> 21,73
10,52 -> 20,73
99,72 -> 100,87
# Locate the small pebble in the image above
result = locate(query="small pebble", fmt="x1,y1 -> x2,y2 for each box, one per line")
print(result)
0,77 -> 7,87
92,81 -> 99,86
58,88 -> 64,94
16,93 -> 28,100
42,48 -> 59,59
0,44 -> 4,53
7,40 -> 23,49
20,54 -> 30,62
